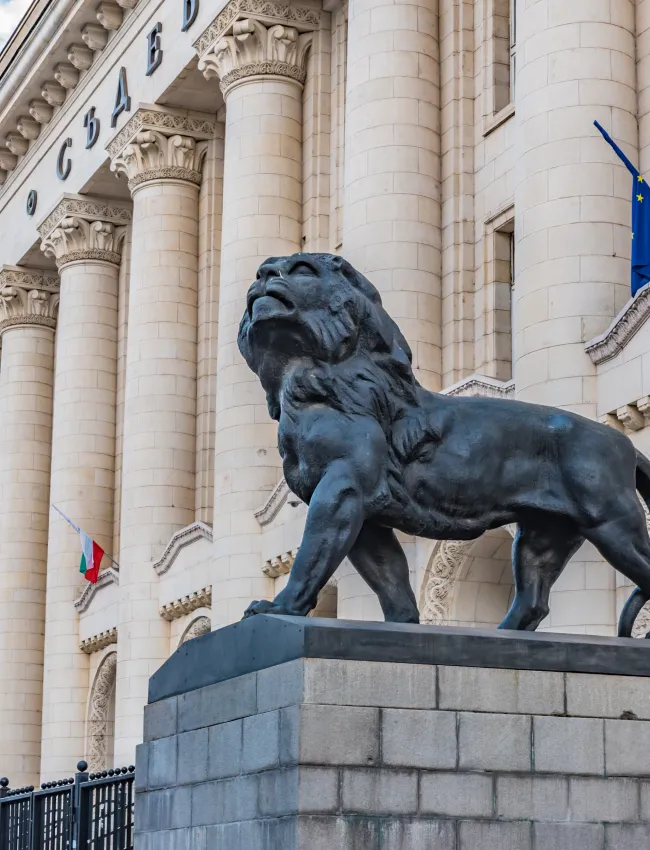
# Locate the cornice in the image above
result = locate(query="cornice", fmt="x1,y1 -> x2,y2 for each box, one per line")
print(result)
159,586 -> 212,621
74,567 -> 119,612
194,0 -> 321,58
442,374 -> 515,399
585,283 -> 650,366
255,477 -> 303,526
153,521 -> 213,576
37,194 -> 132,239
106,107 -> 217,160
80,627 -> 117,654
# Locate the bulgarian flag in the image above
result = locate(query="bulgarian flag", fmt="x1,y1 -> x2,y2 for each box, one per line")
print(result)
52,505 -> 116,584
79,530 -> 104,584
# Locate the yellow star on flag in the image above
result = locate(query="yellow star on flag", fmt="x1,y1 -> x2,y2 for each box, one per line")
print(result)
637,193 -> 644,203
639,175 -> 645,183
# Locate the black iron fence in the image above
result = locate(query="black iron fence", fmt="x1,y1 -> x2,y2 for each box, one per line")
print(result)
0,763 -> 135,850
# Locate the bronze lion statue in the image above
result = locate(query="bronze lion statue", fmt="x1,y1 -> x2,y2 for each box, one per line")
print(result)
238,253 -> 650,637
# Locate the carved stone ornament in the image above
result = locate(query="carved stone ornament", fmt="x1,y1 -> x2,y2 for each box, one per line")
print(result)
263,549 -> 298,578
106,108 -> 216,160
96,1 -> 123,30
0,267 -> 59,336
16,117 -> 40,140
0,150 -> 17,171
41,217 -> 127,268
37,195 -> 132,239
193,0 -> 320,59
585,282 -> 650,365
111,131 -> 209,191
153,521 -> 213,576
179,616 -> 211,645
87,652 -> 117,772
160,587 -> 212,621
54,63 -> 80,90
5,133 -> 28,156
67,44 -> 94,71
442,374 -> 515,399
198,16 -> 314,96
81,24 -> 108,51
74,566 -> 119,613
29,100 -> 53,125
419,540 -> 476,624
41,82 -> 66,107
80,627 -> 117,654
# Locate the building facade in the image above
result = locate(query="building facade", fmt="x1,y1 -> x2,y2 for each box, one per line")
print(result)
0,0 -> 648,787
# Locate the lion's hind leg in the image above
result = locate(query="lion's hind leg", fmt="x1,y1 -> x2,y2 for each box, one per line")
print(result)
499,519 -> 583,632
583,504 -> 650,637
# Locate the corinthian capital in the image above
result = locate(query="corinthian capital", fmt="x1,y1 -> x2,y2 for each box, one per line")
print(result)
106,106 -> 216,193
194,0 -> 318,96
0,266 -> 59,335
38,194 -> 132,269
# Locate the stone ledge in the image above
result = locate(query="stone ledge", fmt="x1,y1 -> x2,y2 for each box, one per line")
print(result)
148,615 -> 650,704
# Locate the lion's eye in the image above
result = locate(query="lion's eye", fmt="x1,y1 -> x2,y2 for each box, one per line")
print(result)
290,263 -> 315,276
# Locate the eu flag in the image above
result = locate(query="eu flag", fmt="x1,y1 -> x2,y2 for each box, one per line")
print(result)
595,120 -> 650,297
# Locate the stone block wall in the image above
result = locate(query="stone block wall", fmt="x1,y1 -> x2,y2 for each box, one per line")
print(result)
135,658 -> 650,849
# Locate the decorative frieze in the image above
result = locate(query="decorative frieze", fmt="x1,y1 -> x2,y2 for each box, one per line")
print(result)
80,627 -> 117,654
263,549 -> 298,578
107,107 -> 216,191
159,587 -> 212,621
198,16 -> 314,96
442,374 -> 515,399
38,195 -> 131,269
0,266 -> 59,335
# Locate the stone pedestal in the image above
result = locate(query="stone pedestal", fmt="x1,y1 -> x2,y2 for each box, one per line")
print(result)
135,617 -> 650,850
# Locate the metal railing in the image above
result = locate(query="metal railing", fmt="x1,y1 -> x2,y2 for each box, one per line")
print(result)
0,763 -> 135,850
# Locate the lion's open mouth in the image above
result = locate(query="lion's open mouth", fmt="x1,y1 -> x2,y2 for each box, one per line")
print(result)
248,281 -> 294,319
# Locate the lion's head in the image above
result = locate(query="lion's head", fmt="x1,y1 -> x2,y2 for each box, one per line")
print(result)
238,254 -> 416,418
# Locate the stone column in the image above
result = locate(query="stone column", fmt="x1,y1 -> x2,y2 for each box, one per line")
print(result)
108,107 -> 215,766
196,8 -> 316,625
38,197 -> 130,778
0,268 -> 58,788
514,1 -> 636,634
343,0 -> 442,391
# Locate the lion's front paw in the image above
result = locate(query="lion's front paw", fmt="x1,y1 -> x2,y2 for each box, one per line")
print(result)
242,599 -> 277,618
243,596 -> 309,619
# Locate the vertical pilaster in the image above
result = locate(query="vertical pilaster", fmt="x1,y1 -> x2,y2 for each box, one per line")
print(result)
343,0 -> 442,390
38,198 -> 129,777
196,8 -> 316,626
0,268 -> 58,787
514,0 -> 636,634
108,107 -> 215,765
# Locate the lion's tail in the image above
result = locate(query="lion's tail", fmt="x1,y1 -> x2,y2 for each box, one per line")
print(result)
618,449 -> 650,637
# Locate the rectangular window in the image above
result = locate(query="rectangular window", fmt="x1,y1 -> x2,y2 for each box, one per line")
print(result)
509,0 -> 516,101
483,208 -> 515,382
483,0 -> 515,130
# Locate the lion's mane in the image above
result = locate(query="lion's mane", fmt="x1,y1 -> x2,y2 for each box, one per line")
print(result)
238,253 -> 440,464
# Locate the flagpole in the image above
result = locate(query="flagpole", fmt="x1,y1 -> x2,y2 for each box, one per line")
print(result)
51,504 -> 121,569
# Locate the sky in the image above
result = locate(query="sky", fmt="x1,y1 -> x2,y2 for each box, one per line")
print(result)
0,0 -> 32,50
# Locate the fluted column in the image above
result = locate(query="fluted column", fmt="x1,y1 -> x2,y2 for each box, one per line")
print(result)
108,107 -> 215,765
514,1 -> 636,634
196,5 -> 316,625
343,0 -> 442,390
38,197 -> 129,778
0,268 -> 58,787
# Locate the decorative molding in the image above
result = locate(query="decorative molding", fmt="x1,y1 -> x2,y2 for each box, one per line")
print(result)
160,587 -> 212,621
110,132 -> 209,191
153,521 -> 213,576
255,478 -> 291,525
198,17 -> 313,95
0,272 -> 59,335
41,82 -> 66,107
16,117 -> 40,140
263,549 -> 298,577
81,24 -> 108,51
67,44 -> 94,72
106,108 -> 217,160
179,616 -> 211,645
74,567 -> 119,612
38,195 -> 132,239
80,627 -> 117,654
87,652 -> 117,773
585,282 -> 650,366
420,540 -> 475,624
28,100 -> 53,125
5,134 -> 28,156
442,374 -> 515,399
41,218 -> 126,269
125,165 -> 203,191
0,266 -> 58,291
194,0 -> 320,58
632,602 -> 650,638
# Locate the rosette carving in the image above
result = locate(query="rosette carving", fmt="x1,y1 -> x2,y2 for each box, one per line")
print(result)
41,217 -> 127,268
110,130 -> 209,191
198,17 -> 313,96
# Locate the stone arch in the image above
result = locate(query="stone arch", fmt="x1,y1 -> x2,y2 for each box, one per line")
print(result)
179,615 -> 211,646
420,526 -> 516,627
309,581 -> 338,618
87,651 -> 117,773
